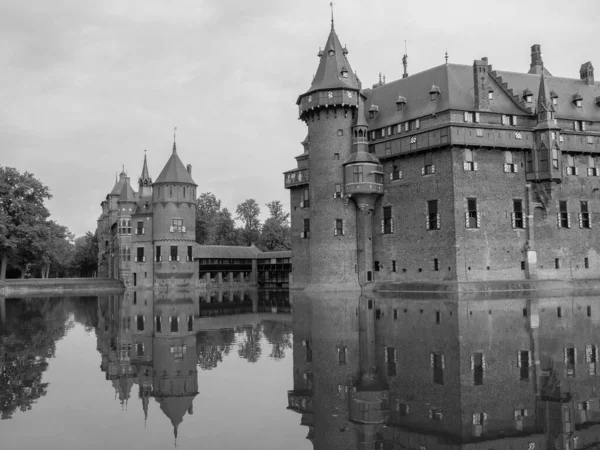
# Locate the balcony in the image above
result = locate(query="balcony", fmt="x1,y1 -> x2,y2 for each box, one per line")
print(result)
284,169 -> 309,188
287,390 -> 313,413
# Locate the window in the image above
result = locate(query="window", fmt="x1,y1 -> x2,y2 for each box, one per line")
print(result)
518,350 -> 531,381
381,128 -> 386,138
337,129 -> 343,136
390,164 -> 402,180
431,352 -> 445,385
430,408 -> 443,421
574,120 -> 584,131
301,189 -> 309,208
383,206 -> 393,234
566,155 -> 577,175
333,152 -> 340,160
565,347 -> 576,377
558,201 -> 570,228
385,347 -> 397,376
374,261 -> 380,272
504,151 -> 517,173
136,221 -> 144,235
502,115 -> 510,126
338,346 -> 347,365
464,149 -> 476,171
472,353 -> 485,385
580,201 -> 591,229
588,156 -> 598,176
512,200 -> 524,229
353,165 -> 363,182
170,186 -> 173,197
409,119 -> 420,130
463,111 -> 479,123
170,245 -> 179,262
466,198 -> 480,228
333,183 -> 343,198
136,314 -> 145,331
187,246 -> 193,262
136,342 -> 145,357
427,200 -> 440,230
156,316 -> 162,333
170,316 -> 179,332
515,131 -> 522,140
302,218 -> 310,238
136,247 -> 145,262
392,260 -> 396,272
334,219 -> 344,236
586,344 -> 597,375
187,314 -> 193,332
156,245 -> 161,262
488,91 -> 494,100
397,402 -> 409,416
172,218 -> 183,232
552,148 -> 560,170
423,152 -> 435,175
511,115 -> 518,126
524,94 -> 533,103
170,345 -> 186,360
588,136 -> 594,145
375,173 -> 384,184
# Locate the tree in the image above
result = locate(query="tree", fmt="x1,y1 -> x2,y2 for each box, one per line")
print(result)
212,208 -> 240,246
0,167 -> 52,280
259,201 -> 291,251
195,193 -> 222,244
236,199 -> 261,246
71,231 -> 98,277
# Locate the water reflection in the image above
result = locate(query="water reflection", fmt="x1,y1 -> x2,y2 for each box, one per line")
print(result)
288,292 -> 600,450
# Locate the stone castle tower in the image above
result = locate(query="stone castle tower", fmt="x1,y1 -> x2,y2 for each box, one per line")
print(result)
291,21 -> 383,290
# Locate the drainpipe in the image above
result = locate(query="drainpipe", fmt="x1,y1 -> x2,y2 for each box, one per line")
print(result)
525,184 -> 538,280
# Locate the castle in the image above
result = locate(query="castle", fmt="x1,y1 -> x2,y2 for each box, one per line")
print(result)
285,20 -> 600,289
97,141 -> 198,289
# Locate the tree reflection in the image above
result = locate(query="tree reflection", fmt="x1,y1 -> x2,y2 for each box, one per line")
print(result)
237,325 -> 262,363
0,298 -> 69,419
196,329 -> 236,370
262,320 -> 292,361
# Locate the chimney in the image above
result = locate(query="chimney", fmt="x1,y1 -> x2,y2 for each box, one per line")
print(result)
473,57 -> 490,111
580,61 -> 594,85
186,164 -> 192,175
530,44 -> 543,70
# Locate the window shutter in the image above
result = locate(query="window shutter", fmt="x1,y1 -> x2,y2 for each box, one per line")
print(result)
483,413 -> 488,422
390,218 -> 394,233
586,345 -> 592,362
511,212 -> 516,228
436,214 -> 440,229
405,123 -> 409,132
579,213 -> 583,228
529,352 -> 532,366
300,201 -> 304,208
465,212 -> 470,228
589,168 -> 593,176
517,352 -> 522,367
557,213 -> 562,228
406,404 -> 410,414
431,165 -> 436,174
464,162 -> 469,171
429,409 -> 433,419
578,402 -> 584,410
470,355 -> 474,370
474,162 -> 478,171
590,214 -> 593,228
514,165 -> 518,173
482,355 -> 486,370
514,410 -> 520,420
504,163 -> 510,173
342,220 -> 346,235
464,111 -> 469,122
441,354 -> 446,369
384,347 -> 388,363
421,167 -> 425,175
567,213 -> 571,228
430,353 -> 434,367
564,348 -> 568,363
512,115 -> 517,125
575,167 -> 579,176
389,172 -> 393,180
524,409 -> 528,417
582,122 -> 586,131
381,220 -> 385,234
475,112 -> 480,123
476,212 -> 481,228
334,229 -> 338,236
472,413 -> 478,424
426,214 -> 430,230
416,119 -> 420,129
399,170 -> 403,179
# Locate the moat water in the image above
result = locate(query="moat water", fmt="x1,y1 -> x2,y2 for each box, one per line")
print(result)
1,290 -> 599,449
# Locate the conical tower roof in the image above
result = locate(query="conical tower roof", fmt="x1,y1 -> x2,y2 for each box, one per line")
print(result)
537,71 -> 553,114
139,152 -> 152,186
303,25 -> 359,95
110,170 -> 127,196
118,177 -> 136,203
154,143 -> 196,186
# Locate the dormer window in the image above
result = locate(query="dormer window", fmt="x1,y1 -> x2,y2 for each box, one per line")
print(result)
341,66 -> 349,79
369,104 -> 379,119
488,90 -> 494,100
523,89 -> 533,103
429,85 -> 441,101
551,91 -> 559,106
573,93 -> 583,108
396,95 -> 407,112
328,50 -> 335,57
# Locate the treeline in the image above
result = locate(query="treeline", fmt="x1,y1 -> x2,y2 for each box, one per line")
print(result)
196,193 -> 291,251
0,167 -> 98,280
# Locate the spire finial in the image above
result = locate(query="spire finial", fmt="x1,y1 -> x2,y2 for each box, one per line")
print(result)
173,127 -> 177,154
330,2 -> 334,30
445,49 -> 449,64
402,41 -> 408,79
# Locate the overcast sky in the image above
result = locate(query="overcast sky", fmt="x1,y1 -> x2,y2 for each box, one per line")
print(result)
1,0 -> 598,237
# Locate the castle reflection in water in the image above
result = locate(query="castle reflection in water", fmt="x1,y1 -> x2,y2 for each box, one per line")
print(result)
2,291 -> 600,449
287,292 -> 600,450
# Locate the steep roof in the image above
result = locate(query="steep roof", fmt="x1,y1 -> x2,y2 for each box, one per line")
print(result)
301,26 -> 359,97
138,153 -> 152,186
118,178 -> 136,203
110,171 -> 127,196
362,63 -> 599,129
154,143 -> 196,185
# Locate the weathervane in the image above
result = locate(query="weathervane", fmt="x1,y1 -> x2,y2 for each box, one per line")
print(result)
445,49 -> 449,64
330,2 -> 335,29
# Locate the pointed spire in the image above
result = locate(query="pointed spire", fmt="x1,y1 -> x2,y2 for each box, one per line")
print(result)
402,41 -> 408,79
330,2 -> 335,30
537,70 -> 553,114
139,150 -> 152,187
172,127 -> 177,154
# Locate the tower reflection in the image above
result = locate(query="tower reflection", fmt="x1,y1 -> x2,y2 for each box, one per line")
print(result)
288,292 -> 600,450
